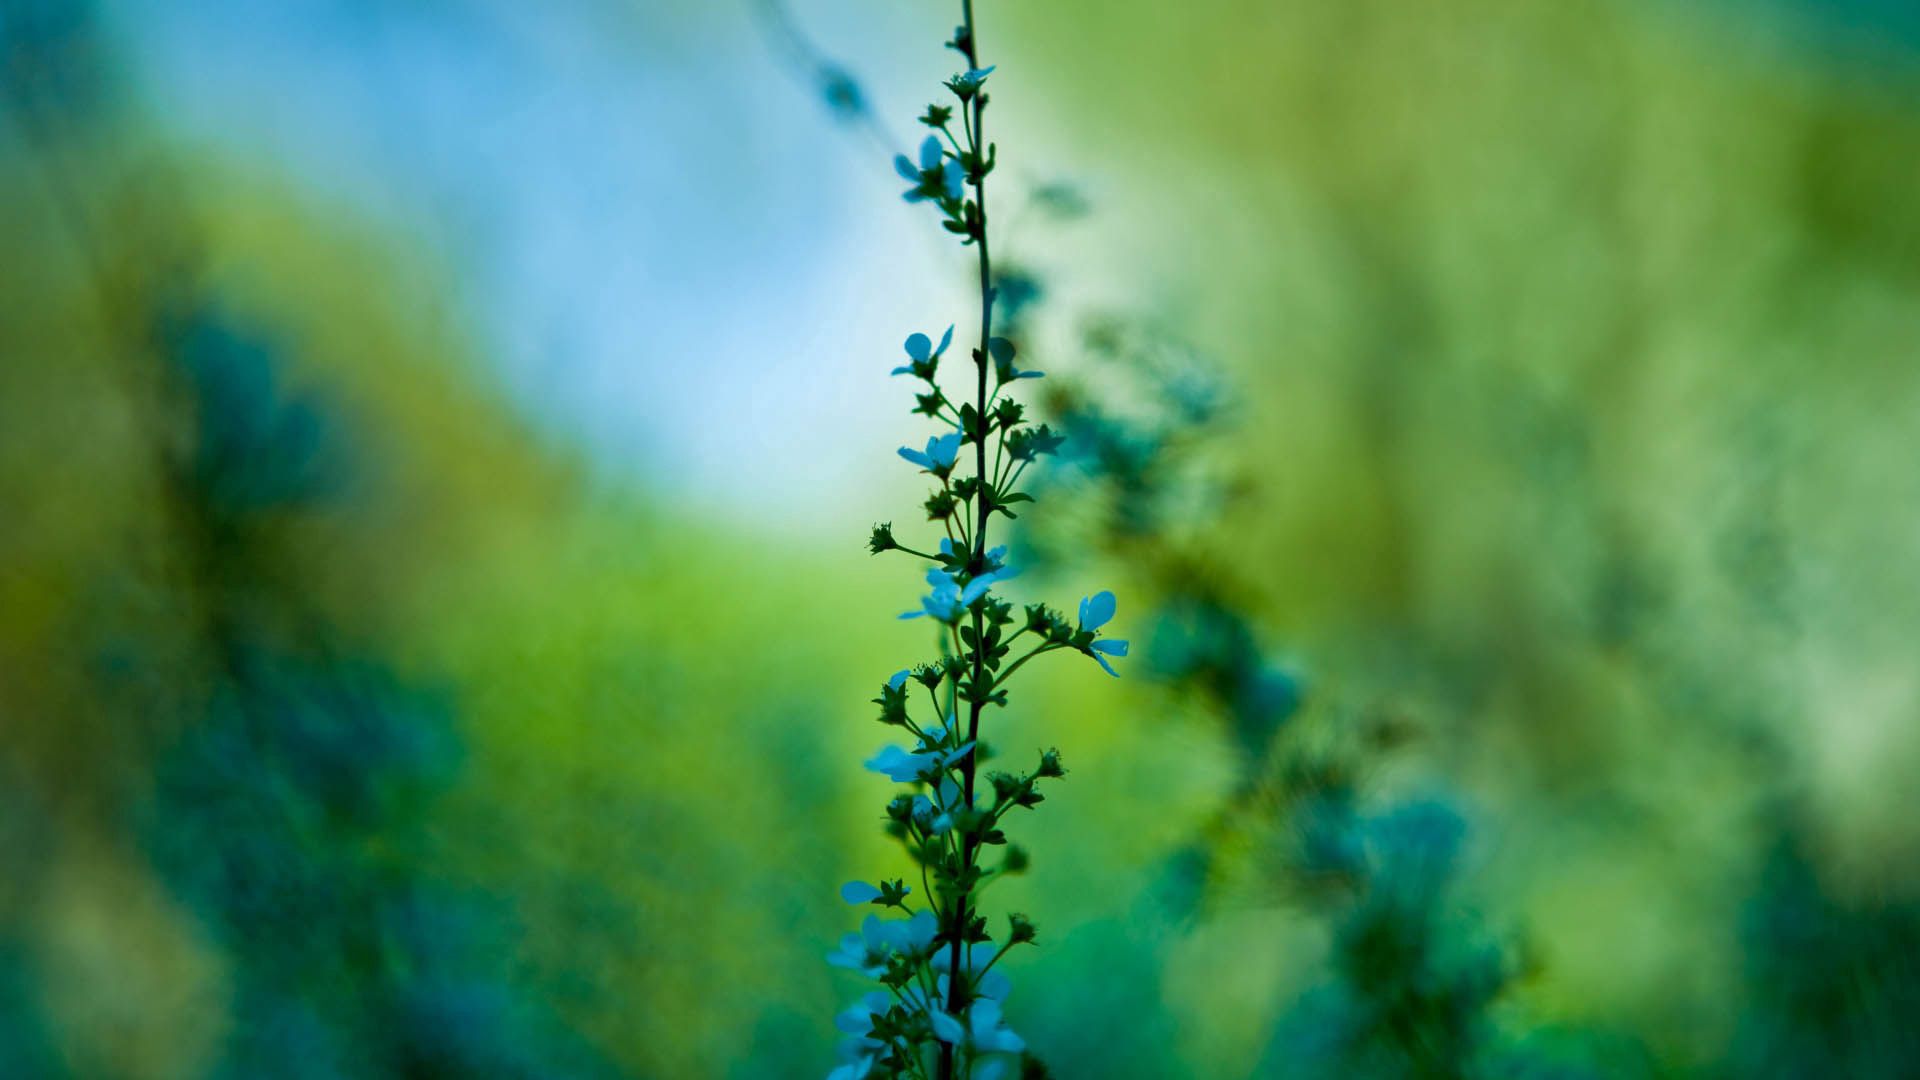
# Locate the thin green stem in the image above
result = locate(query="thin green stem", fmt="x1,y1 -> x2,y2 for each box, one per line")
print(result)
990,642 -> 1062,692
940,5 -> 990,1079
1004,458 -> 1030,494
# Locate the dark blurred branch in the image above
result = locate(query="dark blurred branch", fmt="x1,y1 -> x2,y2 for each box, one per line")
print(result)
748,0 -> 899,155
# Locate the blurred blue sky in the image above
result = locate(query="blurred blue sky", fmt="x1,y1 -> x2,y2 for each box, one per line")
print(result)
112,0 -> 998,532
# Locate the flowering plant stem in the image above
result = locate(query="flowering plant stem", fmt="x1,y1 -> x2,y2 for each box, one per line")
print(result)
828,5 -> 1130,1078
948,2 -> 991,1077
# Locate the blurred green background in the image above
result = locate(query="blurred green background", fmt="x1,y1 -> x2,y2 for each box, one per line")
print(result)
4,0 -> 1919,1076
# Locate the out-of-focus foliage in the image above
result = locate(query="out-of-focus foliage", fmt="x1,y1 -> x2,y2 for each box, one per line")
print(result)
4,0 -> 1920,1076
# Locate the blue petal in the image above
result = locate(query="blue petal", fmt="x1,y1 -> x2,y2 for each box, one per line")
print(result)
905,910 -> 939,951
943,158 -> 965,201
936,325 -> 954,355
1079,590 -> 1117,631
1015,369 -> 1044,379
905,332 -> 933,362
971,1001 -> 1024,1053
894,154 -> 919,181
919,134 -> 943,170
930,432 -> 964,466
841,880 -> 883,904
888,669 -> 911,690
898,610 -> 928,620
835,1002 -> 875,1034
891,365 -> 914,376
825,932 -> 867,970
898,447 -> 934,469
979,1029 -> 1024,1055
1091,638 -> 1128,656
929,1009 -> 965,1045
876,746 -> 933,782
1093,652 -> 1120,677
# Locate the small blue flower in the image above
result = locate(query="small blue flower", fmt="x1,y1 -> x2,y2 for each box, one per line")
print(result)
905,563 -> 1018,621
966,998 -> 1025,1055
895,134 -> 945,202
865,744 -> 939,783
826,931 -> 888,978
869,910 -> 939,955
897,431 -> 963,472
901,568 -> 964,621
893,325 -> 956,375
829,912 -> 940,982
1077,591 -> 1126,675
1079,590 -> 1117,631
948,66 -> 996,96
988,337 -> 1043,381
887,669 -> 911,691
878,734 -> 972,782
834,991 -> 893,1036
